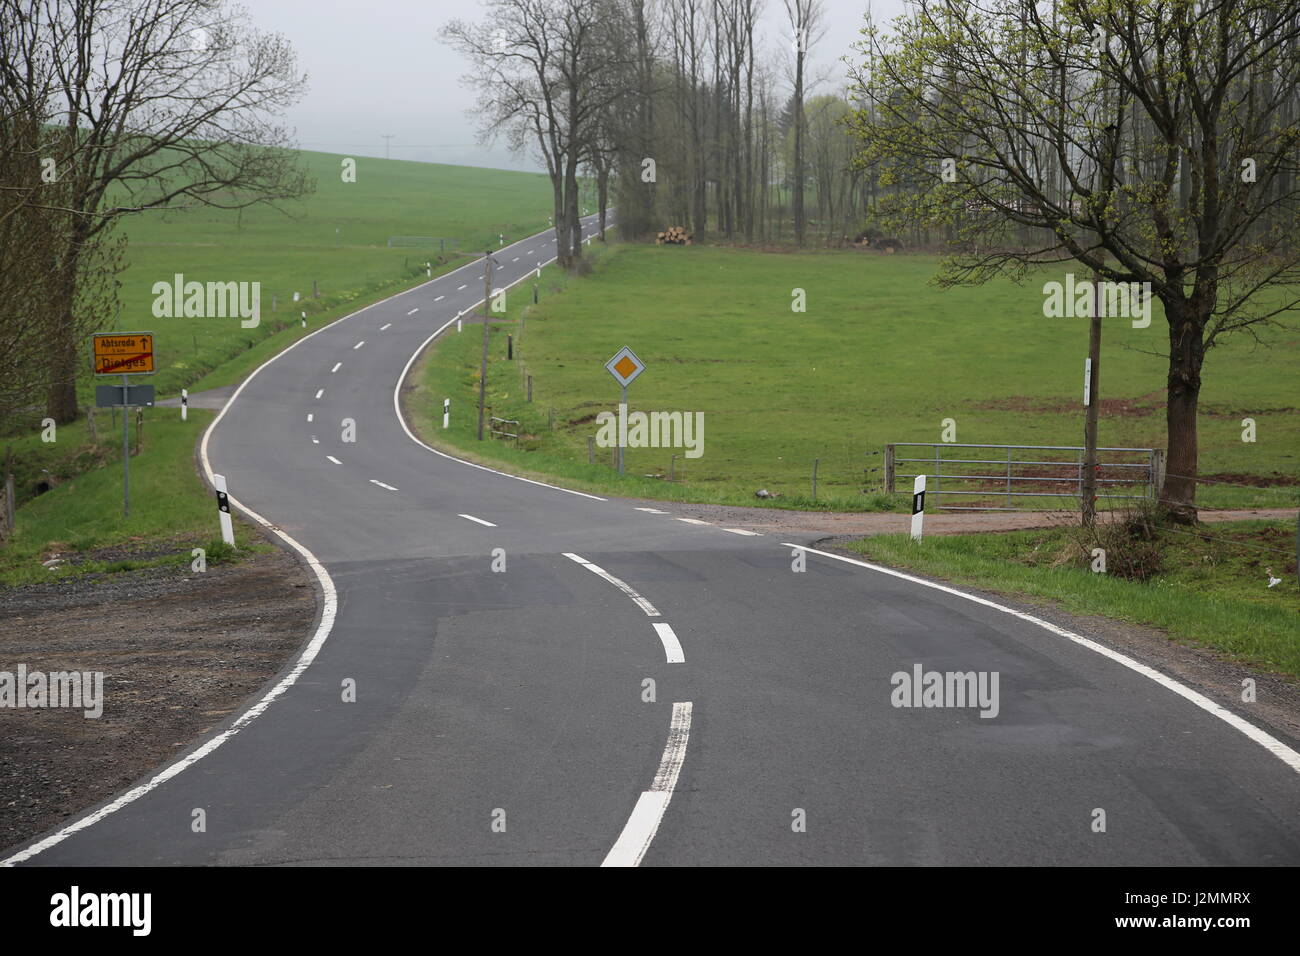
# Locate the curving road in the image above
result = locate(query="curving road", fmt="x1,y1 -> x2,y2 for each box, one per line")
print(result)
7,216 -> 1300,866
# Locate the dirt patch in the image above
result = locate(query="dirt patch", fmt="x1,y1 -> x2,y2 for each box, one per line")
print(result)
1202,471 -> 1300,488
623,497 -> 1297,539
971,392 -> 1163,418
0,548 -> 315,854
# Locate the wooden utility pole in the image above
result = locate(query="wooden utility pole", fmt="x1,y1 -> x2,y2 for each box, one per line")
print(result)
1082,267 -> 1102,527
477,251 -> 494,441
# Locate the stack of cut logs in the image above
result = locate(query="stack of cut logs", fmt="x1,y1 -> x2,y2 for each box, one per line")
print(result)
655,226 -> 693,245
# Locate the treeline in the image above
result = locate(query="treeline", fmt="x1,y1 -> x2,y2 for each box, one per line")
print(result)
445,0 -> 871,251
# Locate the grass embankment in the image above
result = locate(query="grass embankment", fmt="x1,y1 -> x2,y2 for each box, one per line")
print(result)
409,241 -> 1300,511
1,154 -> 555,584
843,520 -> 1300,679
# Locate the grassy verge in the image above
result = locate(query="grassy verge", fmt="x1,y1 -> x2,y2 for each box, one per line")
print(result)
2,153 -> 557,583
0,409 -> 268,586
841,520 -> 1300,679
405,238 -> 899,510
406,240 -> 1300,512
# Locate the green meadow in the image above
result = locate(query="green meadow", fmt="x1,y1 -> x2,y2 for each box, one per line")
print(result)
2,152 -> 554,581
411,243 -> 1300,511
95,150 -> 555,401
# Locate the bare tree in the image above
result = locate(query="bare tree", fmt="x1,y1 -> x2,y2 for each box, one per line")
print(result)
1,0 -> 310,424
445,0 -> 631,269
783,0 -> 824,246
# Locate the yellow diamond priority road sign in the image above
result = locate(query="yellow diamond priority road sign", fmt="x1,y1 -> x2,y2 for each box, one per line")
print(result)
604,346 -> 645,388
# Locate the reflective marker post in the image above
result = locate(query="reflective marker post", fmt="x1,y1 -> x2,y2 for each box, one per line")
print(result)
910,475 -> 927,542
213,473 -> 235,546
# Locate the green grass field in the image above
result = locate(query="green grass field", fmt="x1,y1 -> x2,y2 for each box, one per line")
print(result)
98,151 -> 554,402
842,521 -> 1300,679
1,152 -> 555,582
411,242 -> 1300,511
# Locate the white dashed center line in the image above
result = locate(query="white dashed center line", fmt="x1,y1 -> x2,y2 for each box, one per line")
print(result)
353,341 -> 365,350
602,702 -> 693,867
457,284 -> 467,290
562,552 -> 660,617
330,362 -> 341,373
458,514 -> 497,527
406,308 -> 419,315
327,455 -> 341,464
311,437 -> 319,444
314,389 -> 324,400
380,323 -> 391,330
369,479 -> 398,491
652,623 -> 685,663
434,295 -> 444,302
306,413 -> 313,422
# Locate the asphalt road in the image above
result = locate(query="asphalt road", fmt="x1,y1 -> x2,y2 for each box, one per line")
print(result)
8,216 -> 1300,866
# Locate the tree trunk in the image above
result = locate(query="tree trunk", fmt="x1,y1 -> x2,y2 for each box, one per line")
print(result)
1162,302 -> 1205,523
46,250 -> 84,425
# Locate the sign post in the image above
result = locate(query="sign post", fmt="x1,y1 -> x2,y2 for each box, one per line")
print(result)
604,346 -> 646,476
91,333 -> 155,517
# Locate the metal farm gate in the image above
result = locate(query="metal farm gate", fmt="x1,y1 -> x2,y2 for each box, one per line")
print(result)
884,442 -> 1164,511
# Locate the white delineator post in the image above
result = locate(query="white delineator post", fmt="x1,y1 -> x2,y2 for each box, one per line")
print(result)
442,398 -> 450,429
181,388 -> 188,421
213,473 -> 236,546
910,475 -> 927,542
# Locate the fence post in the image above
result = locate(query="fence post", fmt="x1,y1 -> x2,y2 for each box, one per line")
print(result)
527,375 -> 533,402
884,444 -> 895,494
670,454 -> 676,482
812,458 -> 819,501
1007,446 -> 1013,510
587,436 -> 594,464
1150,449 -> 1166,501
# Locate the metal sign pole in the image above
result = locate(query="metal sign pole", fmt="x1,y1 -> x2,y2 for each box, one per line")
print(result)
619,384 -> 627,475
122,373 -> 130,516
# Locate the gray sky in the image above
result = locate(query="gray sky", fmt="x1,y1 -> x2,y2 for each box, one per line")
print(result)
248,0 -> 909,172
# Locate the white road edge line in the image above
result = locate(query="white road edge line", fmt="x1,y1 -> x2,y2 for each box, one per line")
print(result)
0,268 -> 455,862
562,552 -> 659,617
785,543 -> 1300,776
369,479 -> 398,491
0,217 -> 602,864
635,507 -> 669,514
391,247 -> 609,502
458,513 -> 497,527
652,623 -> 685,664
676,517 -> 711,526
602,701 -> 692,867
723,528 -> 762,536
